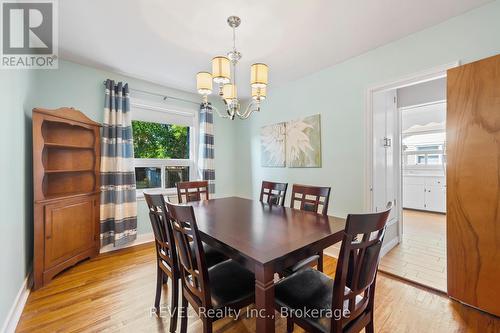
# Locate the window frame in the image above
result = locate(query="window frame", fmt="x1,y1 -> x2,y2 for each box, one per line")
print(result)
130,98 -> 199,198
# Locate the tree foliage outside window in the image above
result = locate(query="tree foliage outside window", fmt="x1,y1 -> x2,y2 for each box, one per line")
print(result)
132,120 -> 190,159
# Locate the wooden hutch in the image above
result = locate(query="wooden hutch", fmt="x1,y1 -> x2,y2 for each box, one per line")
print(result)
32,107 -> 101,290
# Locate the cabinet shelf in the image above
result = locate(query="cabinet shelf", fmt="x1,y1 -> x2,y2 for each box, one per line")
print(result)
45,142 -> 94,150
44,169 -> 94,174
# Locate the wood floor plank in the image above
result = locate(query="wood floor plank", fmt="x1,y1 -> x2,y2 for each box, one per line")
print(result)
380,209 -> 448,291
16,242 -> 499,332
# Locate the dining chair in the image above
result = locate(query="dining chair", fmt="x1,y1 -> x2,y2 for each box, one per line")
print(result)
167,202 -> 255,333
286,184 -> 332,274
259,181 -> 288,206
176,180 -> 228,267
274,206 -> 391,333
144,193 -> 180,333
177,180 -> 210,203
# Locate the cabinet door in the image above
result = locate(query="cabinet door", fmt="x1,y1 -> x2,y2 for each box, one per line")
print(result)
403,184 -> 425,210
425,185 -> 446,213
44,196 -> 96,269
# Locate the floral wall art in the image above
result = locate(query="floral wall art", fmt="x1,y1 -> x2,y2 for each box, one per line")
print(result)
260,114 -> 321,168
260,122 -> 286,167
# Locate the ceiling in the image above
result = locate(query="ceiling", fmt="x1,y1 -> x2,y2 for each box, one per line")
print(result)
59,0 -> 491,97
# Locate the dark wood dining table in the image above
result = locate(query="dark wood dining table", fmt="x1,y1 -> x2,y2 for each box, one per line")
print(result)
189,196 -> 346,333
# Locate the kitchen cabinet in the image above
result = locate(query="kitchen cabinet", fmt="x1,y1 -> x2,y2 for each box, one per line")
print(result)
403,175 -> 446,213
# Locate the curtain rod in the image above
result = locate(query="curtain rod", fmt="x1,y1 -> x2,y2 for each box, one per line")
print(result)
102,81 -> 200,105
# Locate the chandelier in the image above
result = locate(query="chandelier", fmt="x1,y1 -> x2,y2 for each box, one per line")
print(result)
196,16 -> 269,120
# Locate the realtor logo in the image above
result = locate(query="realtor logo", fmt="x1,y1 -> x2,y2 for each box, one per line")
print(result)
1,0 -> 58,69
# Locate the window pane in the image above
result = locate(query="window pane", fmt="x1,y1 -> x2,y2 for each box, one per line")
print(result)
417,155 -> 426,165
132,120 -> 190,159
427,155 -> 441,165
165,166 -> 190,189
135,167 -> 161,189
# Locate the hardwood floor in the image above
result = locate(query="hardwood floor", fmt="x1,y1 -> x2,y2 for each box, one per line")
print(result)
379,209 -> 447,292
16,242 -> 499,333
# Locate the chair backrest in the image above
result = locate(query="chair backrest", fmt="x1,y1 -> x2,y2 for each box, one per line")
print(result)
259,181 -> 288,206
177,180 -> 210,203
144,193 -> 177,275
166,202 -> 211,309
290,184 -> 331,215
330,205 -> 391,332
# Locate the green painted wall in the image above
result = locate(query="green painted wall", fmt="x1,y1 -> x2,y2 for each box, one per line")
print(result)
234,0 -> 500,218
0,70 -> 35,329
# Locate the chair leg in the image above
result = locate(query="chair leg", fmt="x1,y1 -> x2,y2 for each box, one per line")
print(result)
154,265 -> 163,315
180,294 -> 188,333
169,277 -> 179,333
287,317 -> 294,332
365,313 -> 375,333
202,318 -> 213,333
317,251 -> 324,272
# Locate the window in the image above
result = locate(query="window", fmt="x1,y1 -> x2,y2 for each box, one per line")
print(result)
403,133 -> 445,168
130,99 -> 198,196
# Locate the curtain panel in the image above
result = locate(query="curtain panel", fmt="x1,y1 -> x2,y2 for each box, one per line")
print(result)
198,103 -> 215,193
100,79 -> 138,247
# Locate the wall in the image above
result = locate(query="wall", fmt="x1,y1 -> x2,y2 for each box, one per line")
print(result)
397,77 -> 446,108
0,70 -> 35,330
29,60 -> 236,234
234,0 -> 500,218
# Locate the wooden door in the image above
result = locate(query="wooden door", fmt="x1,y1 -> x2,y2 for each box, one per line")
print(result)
447,54 -> 500,316
44,196 -> 97,269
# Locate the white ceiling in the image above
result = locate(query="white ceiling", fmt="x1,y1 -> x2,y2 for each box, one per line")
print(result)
59,0 -> 491,97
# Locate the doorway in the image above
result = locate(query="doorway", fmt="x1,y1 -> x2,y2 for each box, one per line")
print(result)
366,63 -> 457,292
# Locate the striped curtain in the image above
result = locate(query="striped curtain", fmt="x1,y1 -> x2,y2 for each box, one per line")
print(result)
198,103 -> 215,193
100,79 -> 137,247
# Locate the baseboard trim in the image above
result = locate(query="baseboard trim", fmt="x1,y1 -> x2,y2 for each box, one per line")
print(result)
99,232 -> 154,254
1,273 -> 31,333
380,237 -> 399,258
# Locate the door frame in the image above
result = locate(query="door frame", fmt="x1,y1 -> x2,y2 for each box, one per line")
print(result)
364,61 -> 459,256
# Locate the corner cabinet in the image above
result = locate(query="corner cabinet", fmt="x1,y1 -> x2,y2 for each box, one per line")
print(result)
33,107 -> 101,290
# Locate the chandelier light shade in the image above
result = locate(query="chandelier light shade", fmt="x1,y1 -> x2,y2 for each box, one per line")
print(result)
196,72 -> 213,95
222,83 -> 237,101
250,63 -> 269,88
252,86 -> 266,101
195,16 -> 269,120
212,56 -> 231,83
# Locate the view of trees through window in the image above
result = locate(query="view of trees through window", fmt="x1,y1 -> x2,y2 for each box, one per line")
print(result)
132,120 -> 191,190
132,120 -> 190,159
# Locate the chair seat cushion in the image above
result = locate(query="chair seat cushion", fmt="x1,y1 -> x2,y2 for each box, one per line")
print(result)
275,268 -> 362,332
283,255 -> 320,276
190,242 -> 228,268
208,260 -> 255,310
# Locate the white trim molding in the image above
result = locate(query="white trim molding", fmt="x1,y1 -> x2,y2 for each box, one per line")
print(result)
1,273 -> 31,333
100,232 -> 154,254
380,237 -> 400,258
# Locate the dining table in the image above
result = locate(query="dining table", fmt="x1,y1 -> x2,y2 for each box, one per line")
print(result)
189,196 -> 347,333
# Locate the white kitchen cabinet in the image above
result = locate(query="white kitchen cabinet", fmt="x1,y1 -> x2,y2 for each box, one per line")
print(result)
425,185 -> 446,212
403,175 -> 446,213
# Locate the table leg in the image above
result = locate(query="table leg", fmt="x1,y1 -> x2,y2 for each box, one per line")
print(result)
255,264 -> 275,333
